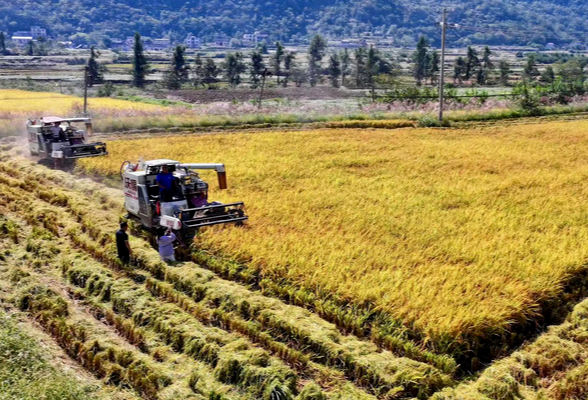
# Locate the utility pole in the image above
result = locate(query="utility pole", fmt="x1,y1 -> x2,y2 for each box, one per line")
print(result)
258,68 -> 268,110
83,66 -> 89,115
438,8 -> 447,123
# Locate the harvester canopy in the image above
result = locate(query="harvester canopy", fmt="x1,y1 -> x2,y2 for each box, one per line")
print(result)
122,159 -> 247,240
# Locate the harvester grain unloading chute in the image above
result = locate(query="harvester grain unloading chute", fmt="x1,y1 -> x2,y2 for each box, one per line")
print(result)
27,116 -> 107,165
122,159 -> 247,240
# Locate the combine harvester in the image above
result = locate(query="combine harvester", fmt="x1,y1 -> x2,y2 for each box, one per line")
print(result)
121,159 -> 248,242
27,116 -> 107,166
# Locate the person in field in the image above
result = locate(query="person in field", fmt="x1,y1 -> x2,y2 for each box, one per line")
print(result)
115,221 -> 131,264
50,122 -> 63,140
156,165 -> 175,202
158,227 -> 176,263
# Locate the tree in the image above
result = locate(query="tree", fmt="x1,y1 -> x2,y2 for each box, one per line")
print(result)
193,54 -> 204,86
272,41 -> 284,84
0,32 -> 6,55
366,46 -> 391,87
87,46 -> 104,87
478,46 -> 493,85
465,46 -> 480,81
35,36 -> 48,56
523,54 -> 539,81
250,50 -> 265,88
499,60 -> 511,86
307,34 -> 327,87
412,36 -> 430,86
514,82 -> 541,113
283,51 -> 296,87
557,59 -> 585,84
165,45 -> 189,90
26,41 -> 35,56
354,48 -> 367,87
257,41 -> 268,54
540,65 -> 555,84
291,68 -> 308,87
223,52 -> 246,87
132,32 -> 149,88
429,51 -> 440,85
327,53 -> 341,87
340,49 -> 351,87
365,46 -> 396,100
453,57 -> 466,84
203,58 -> 219,84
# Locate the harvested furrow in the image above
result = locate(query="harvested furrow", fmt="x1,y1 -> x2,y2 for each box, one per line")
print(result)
0,184 -> 302,400
432,297 -> 588,400
0,223 -> 171,399
0,215 -> 250,400
0,148 -> 456,398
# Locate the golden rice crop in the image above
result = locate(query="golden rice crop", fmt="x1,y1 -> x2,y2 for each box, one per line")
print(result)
0,89 -> 164,117
80,120 -> 588,349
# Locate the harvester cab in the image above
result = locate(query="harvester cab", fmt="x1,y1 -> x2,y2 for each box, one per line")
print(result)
122,159 -> 247,241
27,116 -> 108,165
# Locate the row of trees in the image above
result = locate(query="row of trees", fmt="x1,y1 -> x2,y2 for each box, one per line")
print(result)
126,33 -> 401,90
107,33 -> 588,92
413,37 -> 503,86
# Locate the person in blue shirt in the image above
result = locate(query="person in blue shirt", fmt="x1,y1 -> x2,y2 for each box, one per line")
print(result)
156,165 -> 175,201
158,227 -> 176,263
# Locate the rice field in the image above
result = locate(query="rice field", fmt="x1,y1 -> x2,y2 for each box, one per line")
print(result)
0,89 -> 165,116
80,120 -> 588,359
4,117 -> 588,398
0,141 -> 454,400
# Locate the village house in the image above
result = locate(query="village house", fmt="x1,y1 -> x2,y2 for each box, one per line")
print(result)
10,26 -> 47,47
110,36 -> 134,51
214,34 -> 230,47
242,31 -> 270,47
254,31 -> 269,44
242,33 -> 255,45
144,37 -> 171,51
184,33 -> 201,49
11,31 -> 33,47
30,26 -> 47,39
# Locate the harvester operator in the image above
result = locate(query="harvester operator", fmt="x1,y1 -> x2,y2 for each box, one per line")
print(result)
50,122 -> 63,139
156,165 -> 175,202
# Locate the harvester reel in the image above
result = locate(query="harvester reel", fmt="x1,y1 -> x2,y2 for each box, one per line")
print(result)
120,160 -> 132,180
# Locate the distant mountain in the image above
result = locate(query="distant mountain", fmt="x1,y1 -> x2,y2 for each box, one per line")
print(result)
1,0 -> 587,48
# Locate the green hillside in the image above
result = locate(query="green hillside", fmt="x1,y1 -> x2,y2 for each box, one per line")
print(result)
1,0 -> 587,47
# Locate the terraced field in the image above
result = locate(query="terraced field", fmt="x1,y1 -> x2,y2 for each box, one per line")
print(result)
0,140 -> 457,399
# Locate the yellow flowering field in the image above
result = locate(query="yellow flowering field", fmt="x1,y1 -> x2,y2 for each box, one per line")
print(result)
0,89 -> 164,116
80,120 -> 588,354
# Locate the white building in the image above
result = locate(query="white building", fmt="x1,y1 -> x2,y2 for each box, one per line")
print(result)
254,31 -> 269,44
11,34 -> 33,47
145,38 -> 171,51
30,26 -> 47,39
214,35 -> 230,47
243,33 -> 255,45
242,32 -> 270,47
184,34 -> 201,49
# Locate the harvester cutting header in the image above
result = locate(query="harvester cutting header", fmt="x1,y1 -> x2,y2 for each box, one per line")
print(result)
122,159 -> 247,240
27,116 -> 107,165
